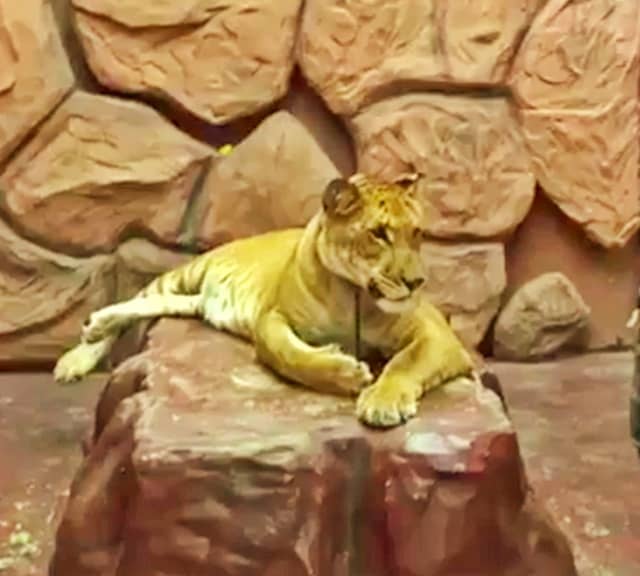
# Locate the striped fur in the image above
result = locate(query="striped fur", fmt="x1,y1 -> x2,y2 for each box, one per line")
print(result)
54,173 -> 474,428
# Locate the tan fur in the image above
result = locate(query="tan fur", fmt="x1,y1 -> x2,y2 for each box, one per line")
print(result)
54,173 -> 474,428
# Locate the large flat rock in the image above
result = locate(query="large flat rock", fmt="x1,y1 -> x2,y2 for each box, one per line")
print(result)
0,91 -> 212,254
298,0 -> 541,115
0,217 -> 114,366
350,93 -> 535,239
509,0 -> 640,248
51,319 -> 576,576
72,0 -> 302,124
0,0 -> 74,163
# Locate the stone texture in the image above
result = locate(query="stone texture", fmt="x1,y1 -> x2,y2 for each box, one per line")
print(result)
494,272 -> 590,361
509,0 -> 640,248
51,319 -> 577,576
192,111 -> 340,248
0,91 -> 212,254
298,0 -> 540,116
72,0 -> 302,124
0,217 -> 114,366
350,93 -> 535,239
422,241 -> 506,348
0,0 -> 74,163
493,353 -> 640,576
283,71 -> 356,177
505,194 -> 640,351
115,238 -> 192,300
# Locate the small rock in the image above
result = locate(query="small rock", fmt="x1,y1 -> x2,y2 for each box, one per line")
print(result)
494,272 -> 591,361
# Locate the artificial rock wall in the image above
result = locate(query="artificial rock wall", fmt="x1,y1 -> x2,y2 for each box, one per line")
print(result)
0,0 -> 639,365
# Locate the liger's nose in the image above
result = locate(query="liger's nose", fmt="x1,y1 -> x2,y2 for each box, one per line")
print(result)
404,277 -> 424,291
367,279 -> 383,299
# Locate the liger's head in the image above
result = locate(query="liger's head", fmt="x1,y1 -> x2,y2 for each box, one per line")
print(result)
316,172 -> 425,313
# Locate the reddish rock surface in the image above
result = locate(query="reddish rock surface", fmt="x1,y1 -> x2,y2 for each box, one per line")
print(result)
350,93 -> 535,239
191,111 -> 340,248
0,372 -> 106,576
51,319 -> 576,576
493,353 -> 640,576
505,194 -> 640,350
0,91 -> 212,254
494,272 -> 590,361
509,0 -> 640,248
298,0 -> 540,115
421,241 -> 506,348
0,217 -> 114,367
0,0 -> 74,164
72,0 -> 302,124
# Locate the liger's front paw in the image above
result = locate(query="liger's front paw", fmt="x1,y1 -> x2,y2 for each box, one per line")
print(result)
356,382 -> 419,428
53,343 -> 102,385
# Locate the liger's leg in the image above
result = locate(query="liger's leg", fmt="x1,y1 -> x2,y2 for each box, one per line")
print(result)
54,295 -> 203,384
356,309 -> 474,428
254,309 -> 373,396
81,295 -> 203,343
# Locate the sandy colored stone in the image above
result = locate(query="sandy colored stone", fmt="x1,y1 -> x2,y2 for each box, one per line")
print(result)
51,318 -> 577,576
283,71 -> 356,177
422,241 -> 506,348
298,0 -> 540,115
509,0 -> 640,248
0,91 -> 212,254
350,93 -> 535,238
193,111 -> 340,248
510,0 -> 639,113
519,104 -> 640,249
115,238 -> 193,300
505,194 -> 639,351
0,216 -> 114,365
0,0 -> 74,163
72,0 -> 302,125
494,272 -> 590,361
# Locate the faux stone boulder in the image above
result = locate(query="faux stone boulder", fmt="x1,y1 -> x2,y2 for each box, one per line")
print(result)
0,0 -> 74,163
115,238 -> 192,300
350,93 -> 535,239
72,0 -> 303,124
298,0 -> 541,115
191,111 -> 340,248
509,0 -> 640,248
51,319 -> 577,576
494,272 -> 591,361
0,91 -> 212,254
422,241 -> 506,348
0,216 -> 114,366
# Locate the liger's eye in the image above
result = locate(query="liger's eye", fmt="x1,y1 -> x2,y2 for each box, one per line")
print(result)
370,226 -> 389,243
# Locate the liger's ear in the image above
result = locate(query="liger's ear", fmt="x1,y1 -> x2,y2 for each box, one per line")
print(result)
393,172 -> 421,195
322,178 -> 362,217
